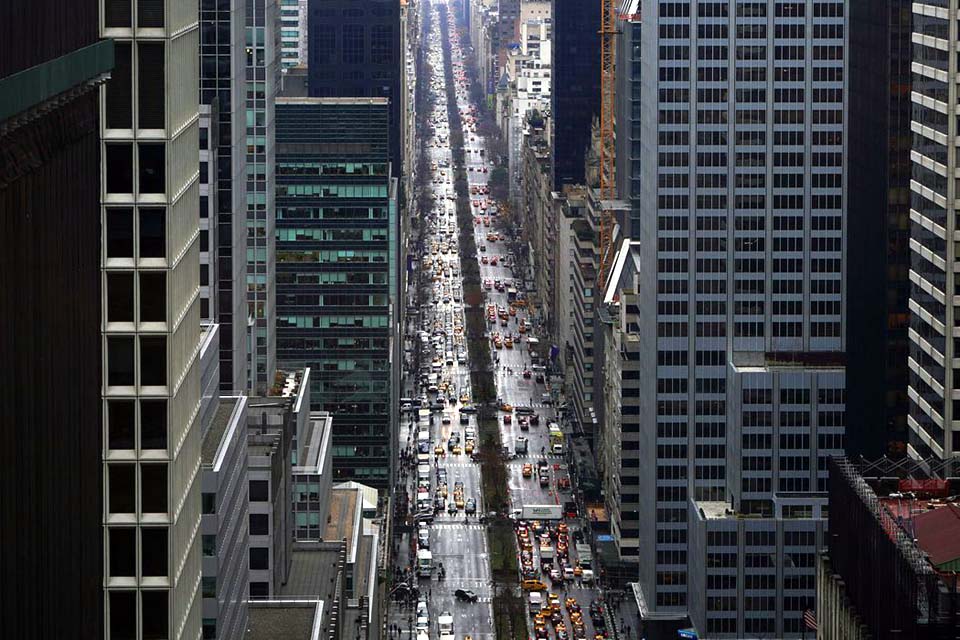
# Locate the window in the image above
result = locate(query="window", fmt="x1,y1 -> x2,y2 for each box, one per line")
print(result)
250,480 -> 269,502
139,208 -> 166,257
202,576 -> 217,598
250,581 -> 269,597
141,528 -> 168,576
109,464 -> 136,513
202,534 -> 217,557
140,400 -> 167,449
109,591 -> 136,640
371,25 -> 392,64
109,527 -> 136,577
343,24 -> 364,64
202,492 -> 216,514
250,547 -> 269,570
138,0 -> 164,27
139,272 -> 166,322
106,143 -> 134,193
141,464 -> 168,513
108,400 -> 136,450
138,42 -> 165,128
108,336 -> 135,386
139,144 -> 165,193
203,618 -> 217,640
140,336 -> 166,386
106,42 -> 132,128
250,513 -> 269,535
108,272 -> 134,322
106,209 -> 134,258
141,591 -> 168,640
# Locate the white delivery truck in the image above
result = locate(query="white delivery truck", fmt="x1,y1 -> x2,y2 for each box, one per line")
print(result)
521,504 -> 563,520
417,549 -> 433,577
539,543 -> 555,562
437,612 -> 454,638
528,591 -> 544,614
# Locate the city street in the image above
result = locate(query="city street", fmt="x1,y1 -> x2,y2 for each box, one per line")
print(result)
389,4 -> 615,640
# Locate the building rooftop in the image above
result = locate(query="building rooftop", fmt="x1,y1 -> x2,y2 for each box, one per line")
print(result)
246,601 -> 323,640
280,543 -> 344,601
695,501 -> 732,520
295,412 -> 332,474
276,96 -> 390,106
325,487 -> 361,561
202,397 -> 244,466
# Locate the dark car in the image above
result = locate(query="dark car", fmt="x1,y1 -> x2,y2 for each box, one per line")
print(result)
454,588 -> 479,603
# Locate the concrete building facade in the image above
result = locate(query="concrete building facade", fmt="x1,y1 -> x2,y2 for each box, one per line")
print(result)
100,1 -> 205,636
635,0 -> 847,634
200,395 -> 250,640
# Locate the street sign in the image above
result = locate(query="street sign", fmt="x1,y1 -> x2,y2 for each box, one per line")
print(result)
677,630 -> 698,640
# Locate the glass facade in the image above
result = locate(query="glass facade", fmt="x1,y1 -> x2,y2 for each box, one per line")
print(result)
275,98 -> 397,487
551,0 -> 600,188
246,0 -> 278,394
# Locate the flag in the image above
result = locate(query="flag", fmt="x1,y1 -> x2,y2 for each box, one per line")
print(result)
803,609 -> 817,631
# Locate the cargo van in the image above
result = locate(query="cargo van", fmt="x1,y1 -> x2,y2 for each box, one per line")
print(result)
528,592 -> 543,613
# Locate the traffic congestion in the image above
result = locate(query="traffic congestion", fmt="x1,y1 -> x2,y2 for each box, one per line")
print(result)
388,4 -> 616,640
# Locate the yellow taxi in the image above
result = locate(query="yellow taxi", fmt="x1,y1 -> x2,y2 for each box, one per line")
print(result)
504,337 -> 514,349
522,464 -> 533,478
521,580 -> 547,592
465,441 -> 474,454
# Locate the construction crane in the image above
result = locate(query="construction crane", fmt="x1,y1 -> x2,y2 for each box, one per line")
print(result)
597,0 -> 618,292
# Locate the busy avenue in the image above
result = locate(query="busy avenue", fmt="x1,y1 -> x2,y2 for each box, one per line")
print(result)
388,4 -> 617,640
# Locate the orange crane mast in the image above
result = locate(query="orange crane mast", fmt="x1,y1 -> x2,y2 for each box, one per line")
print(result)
597,0 -> 618,291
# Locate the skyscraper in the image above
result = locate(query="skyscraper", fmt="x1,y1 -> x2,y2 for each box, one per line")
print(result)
636,0 -> 846,634
907,1 -> 956,460
846,0 -> 911,457
0,4 -> 111,636
550,0 -> 600,188
246,0 -> 279,394
307,0 -> 402,178
201,0 -> 249,394
614,2 -> 641,234
100,0 -> 204,637
275,97 -> 399,488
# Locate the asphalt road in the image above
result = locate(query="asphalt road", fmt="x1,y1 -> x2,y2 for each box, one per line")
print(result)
389,4 -> 607,640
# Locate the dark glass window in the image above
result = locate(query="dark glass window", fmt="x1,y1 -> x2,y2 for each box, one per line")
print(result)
140,336 -> 166,386
138,42 -> 165,128
139,272 -> 166,322
141,528 -> 168,576
106,143 -> 134,193
141,591 -> 169,640
107,272 -> 134,322
108,400 -> 136,450
249,547 -> 269,570
140,208 -> 166,257
108,336 -> 135,386
109,528 -> 136,577
107,209 -> 134,258
202,492 -> 216,514
141,464 -> 168,513
109,591 -> 136,640
106,42 -> 132,128
140,400 -> 167,449
343,25 -> 364,64
139,144 -> 165,193
109,464 -> 136,513
138,0 -> 164,27
250,480 -> 269,502
105,0 -> 132,27
250,582 -> 269,597
250,513 -> 269,535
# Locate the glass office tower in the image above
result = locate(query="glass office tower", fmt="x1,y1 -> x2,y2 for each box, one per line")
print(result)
275,98 -> 398,488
